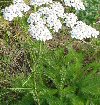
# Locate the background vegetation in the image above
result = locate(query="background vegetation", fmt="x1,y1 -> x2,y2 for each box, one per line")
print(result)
0,0 -> 100,105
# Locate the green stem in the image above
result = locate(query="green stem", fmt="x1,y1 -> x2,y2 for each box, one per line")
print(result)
33,64 -> 40,105
7,88 -> 32,90
32,42 -> 42,105
34,5 -> 37,12
39,42 -> 42,56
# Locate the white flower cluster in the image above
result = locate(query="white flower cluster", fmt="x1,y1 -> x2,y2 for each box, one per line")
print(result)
71,21 -> 99,40
28,13 -> 52,42
49,2 -> 64,18
28,2 -> 65,41
30,0 -> 52,6
63,13 -> 99,40
2,5 -> 23,21
64,13 -> 78,28
64,0 -> 85,10
2,0 -> 30,21
2,0 -> 99,41
37,2 -> 64,32
45,13 -> 62,32
38,7 -> 62,32
13,0 -> 30,12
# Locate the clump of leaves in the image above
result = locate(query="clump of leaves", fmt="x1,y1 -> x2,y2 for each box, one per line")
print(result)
77,0 -> 100,26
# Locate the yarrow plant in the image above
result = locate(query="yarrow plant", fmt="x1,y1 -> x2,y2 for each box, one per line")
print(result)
1,0 -> 99,41
1,1 -> 100,105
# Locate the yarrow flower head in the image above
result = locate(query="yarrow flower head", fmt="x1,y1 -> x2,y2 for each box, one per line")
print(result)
37,2 -> 64,32
37,7 -> 62,32
64,0 -> 85,10
27,12 -> 46,25
27,1 -> 64,42
71,21 -> 99,40
49,2 -> 64,18
2,5 -> 23,21
44,13 -> 62,32
64,13 -> 78,28
29,24 -> 52,42
30,0 -> 52,6
28,13 -> 52,42
35,1 -> 64,18
2,0 -> 30,21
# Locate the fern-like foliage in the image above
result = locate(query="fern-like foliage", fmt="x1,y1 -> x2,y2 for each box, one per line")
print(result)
2,41 -> 99,105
